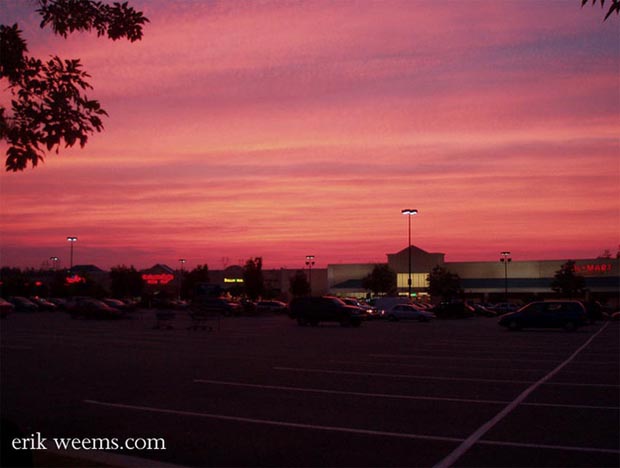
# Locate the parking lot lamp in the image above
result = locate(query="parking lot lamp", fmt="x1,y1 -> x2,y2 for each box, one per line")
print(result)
50,256 -> 59,270
500,251 -> 511,302
401,209 -> 418,297
305,255 -> 315,294
66,237 -> 78,271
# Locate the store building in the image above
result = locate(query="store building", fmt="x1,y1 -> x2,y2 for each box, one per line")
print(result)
328,245 -> 619,305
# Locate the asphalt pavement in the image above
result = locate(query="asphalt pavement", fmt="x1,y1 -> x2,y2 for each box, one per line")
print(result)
1,310 -> 618,467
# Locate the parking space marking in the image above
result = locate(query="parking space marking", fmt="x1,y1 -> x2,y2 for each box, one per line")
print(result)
370,353 -> 617,366
193,378 -> 508,405
83,399 -> 620,456
194,378 -> 619,410
330,359 -> 552,372
433,322 -> 611,468
478,439 -> 620,455
273,366 -> 617,388
83,399 -> 464,444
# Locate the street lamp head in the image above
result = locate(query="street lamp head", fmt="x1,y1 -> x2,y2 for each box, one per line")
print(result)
500,251 -> 512,263
401,209 -> 418,216
67,236 -> 78,242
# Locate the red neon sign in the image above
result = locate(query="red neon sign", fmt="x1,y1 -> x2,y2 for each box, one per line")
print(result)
142,273 -> 174,285
573,263 -> 614,275
66,275 -> 85,284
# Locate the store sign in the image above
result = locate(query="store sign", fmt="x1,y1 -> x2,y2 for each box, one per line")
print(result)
224,278 -> 244,283
142,273 -> 174,285
66,274 -> 85,284
573,263 -> 614,275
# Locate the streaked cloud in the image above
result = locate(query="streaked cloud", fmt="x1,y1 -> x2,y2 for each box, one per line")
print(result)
1,0 -> 618,270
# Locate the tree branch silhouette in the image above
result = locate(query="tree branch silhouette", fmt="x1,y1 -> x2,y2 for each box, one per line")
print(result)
0,1 -> 148,171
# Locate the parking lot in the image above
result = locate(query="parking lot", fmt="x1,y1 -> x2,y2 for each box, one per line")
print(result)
1,311 -> 618,467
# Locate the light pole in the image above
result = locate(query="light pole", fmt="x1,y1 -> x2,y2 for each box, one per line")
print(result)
500,251 -> 511,302
178,258 -> 186,300
305,255 -> 315,294
50,256 -> 59,270
66,236 -> 78,271
401,209 -> 418,297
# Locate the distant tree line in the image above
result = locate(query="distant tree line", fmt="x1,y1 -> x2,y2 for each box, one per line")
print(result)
0,258 -> 593,302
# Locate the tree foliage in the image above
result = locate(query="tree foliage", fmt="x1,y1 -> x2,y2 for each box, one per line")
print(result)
181,264 -> 210,299
289,270 -> 311,298
551,260 -> 587,298
362,264 -> 397,296
582,0 -> 620,20
0,1 -> 148,171
242,257 -> 264,301
427,265 -> 461,301
109,264 -> 143,298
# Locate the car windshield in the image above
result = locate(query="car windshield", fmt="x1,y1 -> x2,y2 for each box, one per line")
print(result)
329,298 -> 346,305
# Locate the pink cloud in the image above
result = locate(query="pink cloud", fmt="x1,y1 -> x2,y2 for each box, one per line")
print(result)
1,1 -> 618,270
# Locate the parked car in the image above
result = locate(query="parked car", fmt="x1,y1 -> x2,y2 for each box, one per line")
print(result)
102,298 -> 132,313
191,297 -> 242,316
432,302 -> 475,319
386,304 -> 436,322
367,296 -> 411,317
29,297 -> 58,311
491,303 -> 520,315
255,300 -> 288,314
498,301 -> 588,331
8,297 -> 39,313
471,303 -> 497,317
0,298 -> 15,318
341,298 -> 380,319
49,298 -> 69,310
584,300 -> 603,323
289,296 -> 364,327
67,298 -> 125,320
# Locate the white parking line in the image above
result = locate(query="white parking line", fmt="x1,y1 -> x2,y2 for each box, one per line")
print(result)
193,378 -> 619,411
433,322 -> 611,468
83,399 -> 620,455
330,359 -> 552,372
193,378 -> 508,405
478,439 -> 620,455
83,399 -> 464,444
273,366 -> 619,388
369,353 -> 617,366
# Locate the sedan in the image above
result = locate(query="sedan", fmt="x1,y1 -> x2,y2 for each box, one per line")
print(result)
68,298 -> 125,320
499,301 -> 588,331
255,300 -> 288,313
8,296 -> 39,312
0,298 -> 15,318
386,304 -> 436,322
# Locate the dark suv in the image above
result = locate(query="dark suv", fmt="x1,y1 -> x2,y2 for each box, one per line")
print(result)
432,302 -> 475,319
289,296 -> 364,327
498,301 -> 588,331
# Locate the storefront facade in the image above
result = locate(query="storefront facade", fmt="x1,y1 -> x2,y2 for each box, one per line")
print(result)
328,245 -> 619,305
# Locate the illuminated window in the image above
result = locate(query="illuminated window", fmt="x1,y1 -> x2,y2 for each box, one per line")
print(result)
397,273 -> 429,289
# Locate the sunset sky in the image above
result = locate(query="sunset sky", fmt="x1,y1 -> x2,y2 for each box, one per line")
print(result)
1,0 -> 618,271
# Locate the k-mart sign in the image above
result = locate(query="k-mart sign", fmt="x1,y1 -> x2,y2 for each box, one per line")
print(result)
573,262 -> 615,275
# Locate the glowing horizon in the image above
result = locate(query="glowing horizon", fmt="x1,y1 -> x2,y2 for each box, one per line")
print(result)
1,1 -> 618,271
